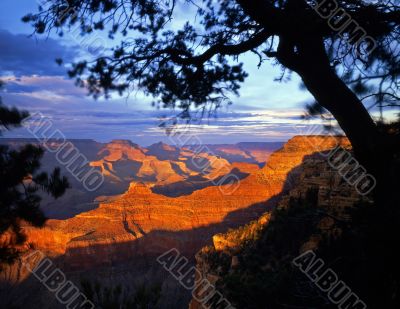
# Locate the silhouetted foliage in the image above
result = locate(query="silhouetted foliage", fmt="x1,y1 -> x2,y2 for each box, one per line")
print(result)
206,188 -> 331,308
0,82 -> 69,267
203,185 -> 399,308
81,279 -> 161,309
315,199 -> 400,309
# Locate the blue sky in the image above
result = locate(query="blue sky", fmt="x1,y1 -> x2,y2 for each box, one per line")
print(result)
0,0 -> 328,145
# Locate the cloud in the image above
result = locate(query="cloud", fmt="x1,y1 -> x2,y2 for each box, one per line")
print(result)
0,29 -> 326,145
3,97 -> 331,145
0,29 -> 79,76
3,75 -> 86,97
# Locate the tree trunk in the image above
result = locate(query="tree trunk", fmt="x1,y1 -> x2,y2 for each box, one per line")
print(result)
276,37 -> 382,172
299,62 -> 380,165
287,38 -> 399,213
285,39 -> 400,308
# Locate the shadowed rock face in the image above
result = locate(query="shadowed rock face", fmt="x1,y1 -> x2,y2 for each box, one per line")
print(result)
9,136 -> 350,272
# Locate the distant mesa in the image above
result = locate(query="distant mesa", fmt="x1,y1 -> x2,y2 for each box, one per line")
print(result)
148,141 -> 178,152
110,139 -> 139,146
146,141 -> 180,161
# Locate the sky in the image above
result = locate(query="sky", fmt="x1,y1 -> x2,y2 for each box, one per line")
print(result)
0,0 -> 332,145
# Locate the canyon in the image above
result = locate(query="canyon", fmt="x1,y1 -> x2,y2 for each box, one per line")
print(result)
0,136 -> 353,308
0,138 -> 282,218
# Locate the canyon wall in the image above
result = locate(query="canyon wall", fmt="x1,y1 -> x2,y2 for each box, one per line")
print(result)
189,144 -> 371,309
0,136 -> 352,308
12,136 -> 350,269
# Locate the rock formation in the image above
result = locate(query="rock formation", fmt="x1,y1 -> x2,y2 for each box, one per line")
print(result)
0,139 -> 281,219
9,136 -> 350,269
0,135 -> 355,309
189,140 -> 373,309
